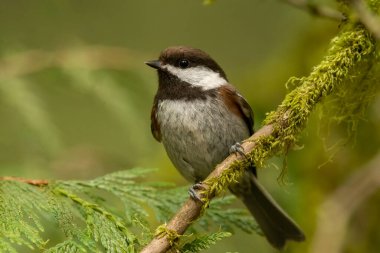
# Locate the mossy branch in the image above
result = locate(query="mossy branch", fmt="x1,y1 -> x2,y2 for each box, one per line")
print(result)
141,25 -> 377,253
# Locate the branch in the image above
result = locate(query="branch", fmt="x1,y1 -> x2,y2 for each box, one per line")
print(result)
142,26 -> 376,253
350,0 -> 380,40
142,126 -> 274,253
310,151 -> 380,253
280,0 -> 345,21
0,176 -> 49,186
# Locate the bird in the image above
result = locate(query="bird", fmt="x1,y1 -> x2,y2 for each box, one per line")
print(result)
145,46 -> 305,249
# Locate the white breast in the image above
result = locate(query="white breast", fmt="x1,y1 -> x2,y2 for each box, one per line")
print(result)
156,98 -> 249,182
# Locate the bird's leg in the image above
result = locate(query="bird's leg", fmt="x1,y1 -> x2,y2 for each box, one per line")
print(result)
189,182 -> 206,203
229,142 -> 247,158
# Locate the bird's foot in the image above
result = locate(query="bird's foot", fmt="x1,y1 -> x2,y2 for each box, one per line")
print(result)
189,182 -> 206,203
229,142 -> 247,158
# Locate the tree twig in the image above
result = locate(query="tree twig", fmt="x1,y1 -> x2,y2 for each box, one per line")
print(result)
280,0 -> 345,21
141,126 -> 274,253
0,176 -> 49,186
310,151 -> 380,253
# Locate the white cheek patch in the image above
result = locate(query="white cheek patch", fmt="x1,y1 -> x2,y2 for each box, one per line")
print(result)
164,65 -> 227,90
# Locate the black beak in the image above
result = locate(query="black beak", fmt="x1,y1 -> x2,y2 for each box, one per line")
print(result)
145,60 -> 161,69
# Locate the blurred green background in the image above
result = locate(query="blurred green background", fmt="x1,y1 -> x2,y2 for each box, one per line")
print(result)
0,0 -> 379,252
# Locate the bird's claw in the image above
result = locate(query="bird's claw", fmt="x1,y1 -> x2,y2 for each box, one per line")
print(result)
189,183 -> 205,203
229,142 -> 247,158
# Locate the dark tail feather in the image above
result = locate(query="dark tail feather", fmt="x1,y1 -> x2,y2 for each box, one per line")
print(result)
241,176 -> 305,249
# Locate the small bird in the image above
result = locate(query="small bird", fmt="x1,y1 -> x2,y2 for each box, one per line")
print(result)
146,46 -> 305,249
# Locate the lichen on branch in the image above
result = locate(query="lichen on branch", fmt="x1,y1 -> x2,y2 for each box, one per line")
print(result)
201,25 -> 377,201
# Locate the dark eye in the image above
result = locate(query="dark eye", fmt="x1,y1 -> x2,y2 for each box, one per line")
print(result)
179,59 -> 189,68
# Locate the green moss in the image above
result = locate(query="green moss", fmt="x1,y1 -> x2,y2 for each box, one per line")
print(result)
155,224 -> 181,247
263,25 -> 375,161
201,24 -> 376,203
201,160 -> 247,208
368,0 -> 380,13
